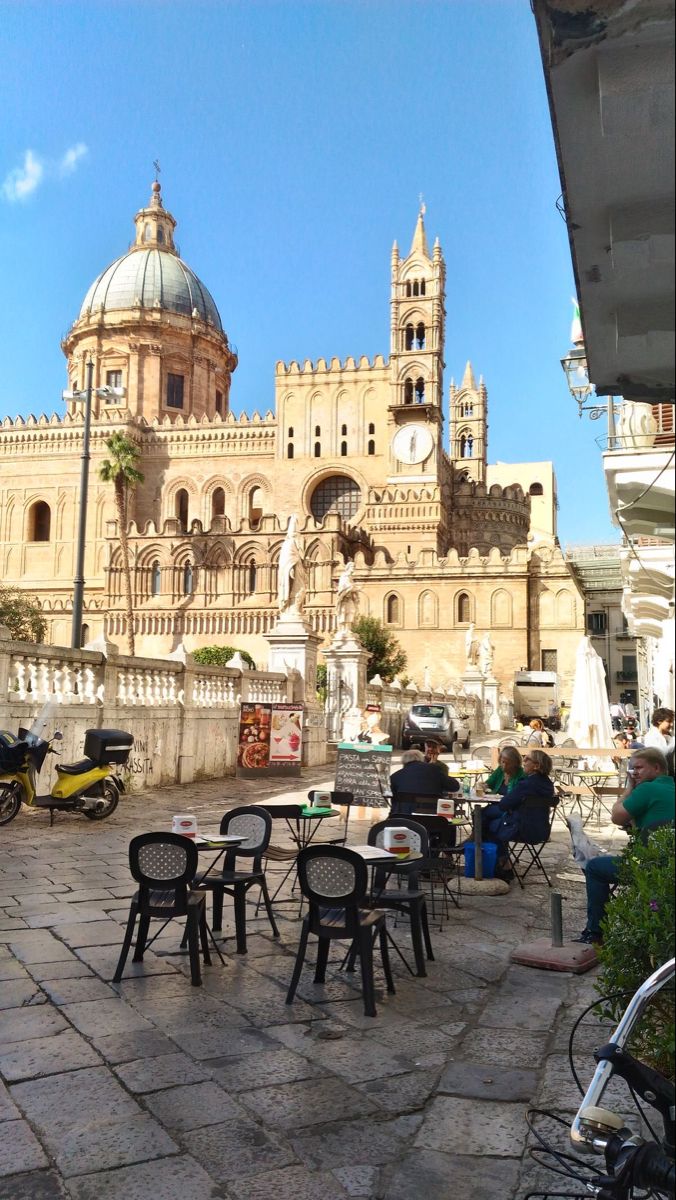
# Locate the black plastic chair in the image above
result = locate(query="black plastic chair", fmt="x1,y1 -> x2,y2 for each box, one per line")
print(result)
286,845 -> 395,1018
507,797 -> 559,888
409,812 -> 463,921
113,832 -> 210,987
390,791 -> 441,817
306,789 -> 354,845
192,806 -> 279,954
366,818 -> 435,976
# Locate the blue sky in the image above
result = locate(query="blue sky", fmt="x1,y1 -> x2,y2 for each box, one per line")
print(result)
0,0 -> 617,545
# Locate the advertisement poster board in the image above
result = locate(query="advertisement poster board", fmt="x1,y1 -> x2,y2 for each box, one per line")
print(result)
268,703 -> 303,775
236,702 -> 304,778
236,703 -> 272,776
335,742 -> 392,808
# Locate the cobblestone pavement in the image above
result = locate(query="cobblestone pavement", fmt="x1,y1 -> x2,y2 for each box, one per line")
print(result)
0,767 -> 629,1199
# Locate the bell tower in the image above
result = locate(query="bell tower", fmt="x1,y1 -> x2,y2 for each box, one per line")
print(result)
387,206 -> 446,482
449,362 -> 487,485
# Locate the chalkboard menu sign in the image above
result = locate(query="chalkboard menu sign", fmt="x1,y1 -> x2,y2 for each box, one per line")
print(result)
335,743 -> 392,809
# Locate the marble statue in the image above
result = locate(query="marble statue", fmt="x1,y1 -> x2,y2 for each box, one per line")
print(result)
277,514 -> 308,616
479,631 -> 494,677
464,622 -> 480,668
335,561 -> 361,633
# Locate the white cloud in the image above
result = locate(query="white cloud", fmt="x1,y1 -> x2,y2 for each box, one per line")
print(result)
2,150 -> 44,203
2,142 -> 89,204
59,142 -> 88,177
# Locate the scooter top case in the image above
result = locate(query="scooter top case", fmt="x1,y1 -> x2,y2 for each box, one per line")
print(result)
83,729 -> 133,766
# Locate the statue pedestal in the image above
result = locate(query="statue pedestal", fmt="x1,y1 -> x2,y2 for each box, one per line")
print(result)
483,676 -> 502,731
324,634 -> 369,743
266,614 -> 321,705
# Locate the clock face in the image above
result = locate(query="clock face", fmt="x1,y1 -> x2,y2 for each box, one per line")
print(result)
392,424 -> 434,466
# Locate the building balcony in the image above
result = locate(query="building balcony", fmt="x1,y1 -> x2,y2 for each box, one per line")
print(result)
616,671 -> 638,683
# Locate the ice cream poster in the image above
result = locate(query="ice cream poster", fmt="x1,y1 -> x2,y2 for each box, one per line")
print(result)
269,704 -> 304,767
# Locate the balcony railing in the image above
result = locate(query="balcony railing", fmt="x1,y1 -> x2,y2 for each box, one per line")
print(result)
616,670 -> 638,683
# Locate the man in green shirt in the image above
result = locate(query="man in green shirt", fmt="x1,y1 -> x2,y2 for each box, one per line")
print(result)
575,748 -> 675,945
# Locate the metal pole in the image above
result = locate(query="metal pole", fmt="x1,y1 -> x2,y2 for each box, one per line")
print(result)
550,891 -> 563,947
71,359 -> 94,650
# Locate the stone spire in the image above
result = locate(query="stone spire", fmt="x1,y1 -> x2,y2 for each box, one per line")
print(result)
410,203 -> 430,258
461,360 -> 476,391
133,180 -> 177,253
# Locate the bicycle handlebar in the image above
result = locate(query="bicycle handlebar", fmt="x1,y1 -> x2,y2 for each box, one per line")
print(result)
571,957 -> 676,1151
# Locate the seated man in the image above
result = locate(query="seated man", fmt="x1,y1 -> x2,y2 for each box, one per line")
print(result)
424,738 -> 450,779
389,748 -> 458,816
575,747 -> 675,946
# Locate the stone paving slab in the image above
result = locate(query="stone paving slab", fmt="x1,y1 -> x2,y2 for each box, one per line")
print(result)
0,1028 -> 103,1081
64,1155 -> 222,1200
0,1118 -> 50,1175
0,767 -> 618,1199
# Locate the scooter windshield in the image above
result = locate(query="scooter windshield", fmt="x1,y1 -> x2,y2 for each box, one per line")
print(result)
27,701 -> 58,741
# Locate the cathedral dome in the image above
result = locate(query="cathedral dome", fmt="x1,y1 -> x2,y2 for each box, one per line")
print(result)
77,181 -> 223,332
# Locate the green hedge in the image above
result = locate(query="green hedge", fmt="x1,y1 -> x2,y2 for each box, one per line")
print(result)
596,825 -> 675,1080
192,645 -> 256,670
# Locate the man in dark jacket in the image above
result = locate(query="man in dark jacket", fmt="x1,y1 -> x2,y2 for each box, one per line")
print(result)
389,749 -> 458,816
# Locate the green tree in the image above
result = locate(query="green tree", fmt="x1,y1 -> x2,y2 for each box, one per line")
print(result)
0,587 -> 47,643
192,645 -> 257,670
353,616 -> 407,682
597,826 -> 675,1079
99,433 -> 144,658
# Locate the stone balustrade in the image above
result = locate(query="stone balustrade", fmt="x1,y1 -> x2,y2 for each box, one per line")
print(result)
0,629 -> 310,792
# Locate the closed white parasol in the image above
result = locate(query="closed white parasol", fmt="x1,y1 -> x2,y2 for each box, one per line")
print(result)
567,636 -> 615,750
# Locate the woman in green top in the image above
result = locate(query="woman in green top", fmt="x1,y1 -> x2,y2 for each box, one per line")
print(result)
484,746 -> 525,796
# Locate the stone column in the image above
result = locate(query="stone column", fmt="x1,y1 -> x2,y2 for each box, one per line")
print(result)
460,668 -> 485,734
266,613 -> 322,706
483,676 -> 502,731
323,632 -> 369,743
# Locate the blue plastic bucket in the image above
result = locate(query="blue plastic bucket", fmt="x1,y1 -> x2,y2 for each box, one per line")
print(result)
463,841 -> 498,879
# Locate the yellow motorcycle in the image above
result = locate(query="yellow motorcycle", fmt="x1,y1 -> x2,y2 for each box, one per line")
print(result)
0,724 -> 132,826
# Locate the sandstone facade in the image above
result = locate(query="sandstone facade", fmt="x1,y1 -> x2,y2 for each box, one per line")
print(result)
0,183 -> 584,699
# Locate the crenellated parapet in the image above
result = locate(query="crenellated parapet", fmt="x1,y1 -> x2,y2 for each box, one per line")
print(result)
452,477 -> 531,557
275,354 -> 388,376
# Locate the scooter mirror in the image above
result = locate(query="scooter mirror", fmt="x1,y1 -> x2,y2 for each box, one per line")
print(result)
53,731 -> 63,741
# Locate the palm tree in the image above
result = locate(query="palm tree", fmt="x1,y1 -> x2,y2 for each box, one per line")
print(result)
99,433 -> 144,657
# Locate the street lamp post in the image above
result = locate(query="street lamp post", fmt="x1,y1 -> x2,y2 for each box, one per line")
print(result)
63,362 -> 125,649
561,306 -> 616,443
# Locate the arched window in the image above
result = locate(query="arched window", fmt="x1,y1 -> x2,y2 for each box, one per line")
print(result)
405,282 -> 412,297
413,281 -> 419,297
215,389 -> 224,416
287,443 -> 294,459
143,222 -> 152,242
529,482 -> 544,496
245,561 -> 257,594
415,322 -> 425,350
465,434 -> 474,458
340,441 -> 347,456
368,439 -> 375,455
80,624 -> 89,648
310,475 -> 361,521
386,593 -> 401,624
404,378 -> 413,404
314,442 -> 321,457
288,426 -> 294,437
175,489 -> 189,531
151,561 -> 161,595
183,563 -> 193,595
368,423 -> 375,435
457,592 -> 471,623
341,424 -> 347,436
405,324 -> 414,351
420,280 -> 426,296
315,425 -> 321,437
415,377 -> 425,403
212,487 -> 226,519
157,226 -> 164,244
248,486 -> 263,527
28,501 -> 51,542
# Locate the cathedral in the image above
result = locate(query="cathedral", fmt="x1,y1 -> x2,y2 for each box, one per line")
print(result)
0,181 -> 584,698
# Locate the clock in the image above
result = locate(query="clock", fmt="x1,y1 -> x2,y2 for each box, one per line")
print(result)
392,424 -> 434,466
